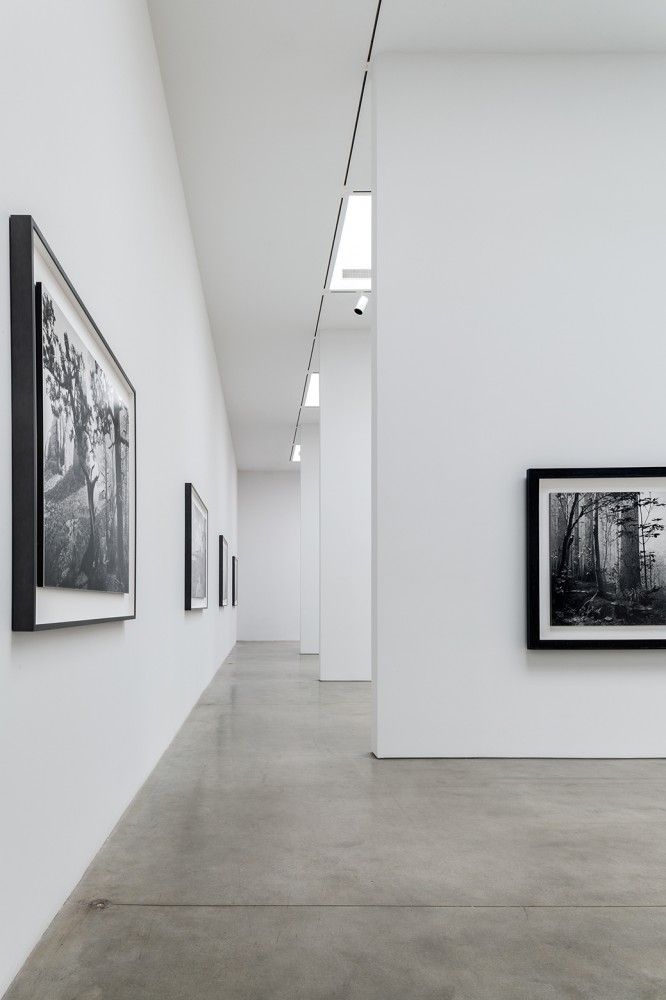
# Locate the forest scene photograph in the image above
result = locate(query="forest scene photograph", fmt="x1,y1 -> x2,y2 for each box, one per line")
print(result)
40,285 -> 130,593
549,490 -> 666,627
191,501 -> 207,601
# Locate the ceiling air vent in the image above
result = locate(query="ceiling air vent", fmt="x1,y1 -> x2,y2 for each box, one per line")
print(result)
342,268 -> 371,281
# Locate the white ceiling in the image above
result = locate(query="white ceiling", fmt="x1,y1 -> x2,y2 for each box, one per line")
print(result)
375,0 -> 666,52
148,0 -> 666,471
148,0 -> 377,470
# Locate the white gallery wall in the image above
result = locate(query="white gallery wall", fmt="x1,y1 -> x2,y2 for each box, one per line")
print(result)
238,472 -> 300,640
0,2 -> 237,992
373,53 -> 666,757
320,329 -> 371,680
300,424 -> 320,654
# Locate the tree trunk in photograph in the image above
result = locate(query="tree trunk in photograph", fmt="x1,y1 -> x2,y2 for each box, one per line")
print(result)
638,501 -> 653,590
86,476 -> 96,542
72,436 -> 83,476
58,416 -> 65,468
572,498 -> 581,579
557,493 -> 580,579
592,496 -> 605,596
619,494 -> 641,591
112,402 -> 126,588
81,471 -> 99,582
73,421 -> 98,577
104,442 -> 112,570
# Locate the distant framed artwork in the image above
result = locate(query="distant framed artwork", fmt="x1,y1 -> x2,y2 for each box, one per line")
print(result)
10,215 -> 137,631
232,555 -> 238,607
219,534 -> 229,607
185,483 -> 208,610
527,468 -> 666,649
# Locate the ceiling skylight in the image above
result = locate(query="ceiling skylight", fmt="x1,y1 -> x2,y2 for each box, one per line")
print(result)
303,372 -> 319,407
329,193 -> 371,292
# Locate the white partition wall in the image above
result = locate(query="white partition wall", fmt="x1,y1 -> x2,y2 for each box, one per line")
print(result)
0,2 -> 238,990
300,424 -> 320,654
373,53 -> 666,758
320,329 -> 371,680
238,472 -> 300,641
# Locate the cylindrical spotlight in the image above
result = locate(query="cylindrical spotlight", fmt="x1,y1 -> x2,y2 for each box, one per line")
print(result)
354,293 -> 369,316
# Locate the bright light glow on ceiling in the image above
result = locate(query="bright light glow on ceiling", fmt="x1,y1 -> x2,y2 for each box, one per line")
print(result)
290,443 -> 301,463
329,193 -> 371,291
303,372 -> 319,407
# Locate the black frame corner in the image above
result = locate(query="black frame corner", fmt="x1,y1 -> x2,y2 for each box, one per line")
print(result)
527,466 -> 666,650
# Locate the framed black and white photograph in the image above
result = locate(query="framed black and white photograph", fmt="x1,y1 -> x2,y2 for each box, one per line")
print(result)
232,555 -> 238,607
185,484 -> 208,610
10,216 -> 136,630
219,535 -> 229,607
527,468 -> 666,649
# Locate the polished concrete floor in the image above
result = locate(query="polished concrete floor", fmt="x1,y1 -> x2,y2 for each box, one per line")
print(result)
6,641 -> 666,998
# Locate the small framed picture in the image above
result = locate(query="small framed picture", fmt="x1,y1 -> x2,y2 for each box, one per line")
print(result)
219,535 -> 229,607
232,555 -> 238,607
185,483 -> 208,610
527,467 -> 666,649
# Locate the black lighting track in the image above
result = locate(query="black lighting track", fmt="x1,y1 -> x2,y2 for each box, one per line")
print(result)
307,297 -> 324,373
343,70 -> 368,188
323,197 -> 344,290
367,0 -> 383,61
290,0 -> 382,459
291,295 -> 325,452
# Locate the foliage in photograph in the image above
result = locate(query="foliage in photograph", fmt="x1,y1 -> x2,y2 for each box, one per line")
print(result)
41,286 -> 130,593
219,535 -> 229,607
549,491 -> 666,627
191,501 -> 207,600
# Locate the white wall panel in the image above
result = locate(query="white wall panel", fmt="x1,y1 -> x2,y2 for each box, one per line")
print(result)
238,472 -> 300,641
0,3 -> 237,989
300,424 -> 320,654
320,330 -> 371,681
374,54 -> 666,756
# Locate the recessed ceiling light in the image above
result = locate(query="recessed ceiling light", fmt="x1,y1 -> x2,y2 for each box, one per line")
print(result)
303,372 -> 319,407
329,193 -> 371,292
290,443 -> 301,463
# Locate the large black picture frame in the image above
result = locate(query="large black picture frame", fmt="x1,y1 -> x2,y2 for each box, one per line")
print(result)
185,483 -> 208,611
10,216 -> 137,631
232,555 -> 238,607
527,467 -> 666,649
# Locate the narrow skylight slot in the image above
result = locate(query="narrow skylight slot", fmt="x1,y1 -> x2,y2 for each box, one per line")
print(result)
290,443 -> 301,463
329,193 -> 371,291
303,372 -> 319,407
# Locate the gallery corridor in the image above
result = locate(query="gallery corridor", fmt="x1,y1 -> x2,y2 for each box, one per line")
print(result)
7,642 -> 666,998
